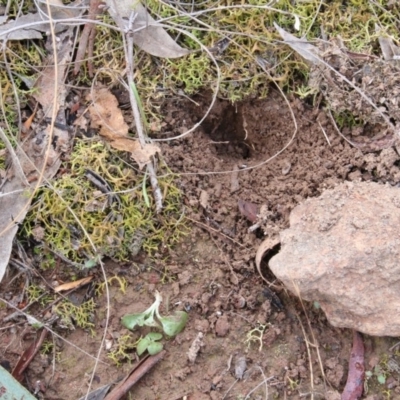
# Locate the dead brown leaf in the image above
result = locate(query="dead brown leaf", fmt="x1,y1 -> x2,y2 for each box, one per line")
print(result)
54,276 -> 94,293
87,87 -> 160,169
105,0 -> 190,59
88,87 -> 129,137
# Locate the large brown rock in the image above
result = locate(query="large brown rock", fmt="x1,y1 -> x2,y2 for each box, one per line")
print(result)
269,181 -> 400,336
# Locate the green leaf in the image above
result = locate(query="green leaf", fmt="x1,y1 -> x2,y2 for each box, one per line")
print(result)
121,291 -> 163,330
159,311 -> 188,337
146,332 -> 163,341
136,337 -> 150,356
84,258 -> 98,269
143,313 -> 161,328
377,374 -> 386,385
121,313 -> 147,330
147,341 -> 163,355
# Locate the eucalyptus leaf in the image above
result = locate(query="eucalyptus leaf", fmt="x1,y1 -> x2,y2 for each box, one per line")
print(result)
105,0 -> 189,58
159,311 -> 188,337
147,341 -> 163,355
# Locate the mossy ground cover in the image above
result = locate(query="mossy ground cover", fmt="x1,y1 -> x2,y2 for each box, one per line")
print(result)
21,139 -> 186,263
87,1 -> 400,106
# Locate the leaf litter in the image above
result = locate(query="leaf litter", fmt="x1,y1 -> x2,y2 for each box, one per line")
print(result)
0,26 -> 74,282
86,86 -> 160,169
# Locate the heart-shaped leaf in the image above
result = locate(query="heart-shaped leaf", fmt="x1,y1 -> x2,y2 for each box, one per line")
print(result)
147,341 -> 163,355
159,311 -> 188,337
146,332 -> 163,341
121,313 -> 147,330
136,337 -> 150,356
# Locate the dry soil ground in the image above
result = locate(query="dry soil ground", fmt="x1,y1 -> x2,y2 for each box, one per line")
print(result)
2,89 -> 400,399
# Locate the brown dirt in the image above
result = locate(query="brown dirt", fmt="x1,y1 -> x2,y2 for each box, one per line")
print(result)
2,89 -> 400,399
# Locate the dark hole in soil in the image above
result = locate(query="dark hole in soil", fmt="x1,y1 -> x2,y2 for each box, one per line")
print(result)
199,98 -> 252,159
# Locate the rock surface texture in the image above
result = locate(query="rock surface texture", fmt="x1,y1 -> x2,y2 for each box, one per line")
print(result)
269,181 -> 400,336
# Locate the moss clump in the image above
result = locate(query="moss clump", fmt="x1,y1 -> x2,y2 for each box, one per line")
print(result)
107,334 -> 138,366
96,275 -> 127,296
26,284 -> 53,306
54,298 -> 96,333
22,139 -> 187,263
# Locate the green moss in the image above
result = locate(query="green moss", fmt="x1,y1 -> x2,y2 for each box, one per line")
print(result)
334,110 -> 365,129
90,1 -> 398,113
26,284 -> 53,306
22,139 -> 188,263
107,334 -> 138,366
96,275 -> 128,296
54,298 -> 96,333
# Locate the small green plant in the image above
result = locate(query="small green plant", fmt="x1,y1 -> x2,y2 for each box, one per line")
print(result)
364,358 -> 390,394
122,291 -> 188,338
41,340 -> 54,355
121,291 -> 188,357
293,84 -> 318,100
136,332 -> 163,356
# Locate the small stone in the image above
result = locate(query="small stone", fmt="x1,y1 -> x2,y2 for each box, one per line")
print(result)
178,270 -> 191,286
234,356 -> 247,379
232,295 -> 246,309
215,314 -> 230,337
194,319 -> 210,333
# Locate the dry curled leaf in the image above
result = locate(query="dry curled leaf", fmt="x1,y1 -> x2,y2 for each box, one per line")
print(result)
54,276 -> 94,293
88,87 -> 129,137
274,22 -> 320,65
87,87 -> 160,169
238,200 -> 258,223
105,0 -> 190,58
187,332 -> 204,364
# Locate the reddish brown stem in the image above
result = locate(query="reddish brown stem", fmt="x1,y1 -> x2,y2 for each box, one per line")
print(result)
342,331 -> 365,400
12,328 -> 48,382
104,351 -> 166,400
73,0 -> 102,76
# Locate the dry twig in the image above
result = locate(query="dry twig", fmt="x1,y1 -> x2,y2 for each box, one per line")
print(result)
124,11 -> 163,212
104,351 -> 166,400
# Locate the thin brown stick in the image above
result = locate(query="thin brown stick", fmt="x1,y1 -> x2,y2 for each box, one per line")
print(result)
73,0 -> 102,76
123,11 -> 163,212
12,328 -> 48,382
104,351 -> 166,400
